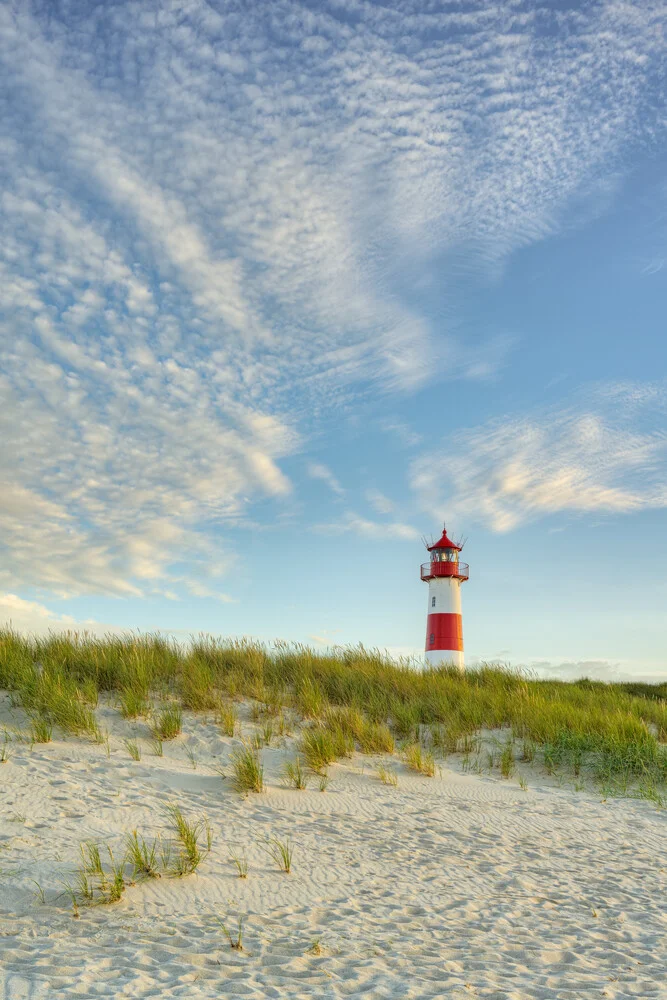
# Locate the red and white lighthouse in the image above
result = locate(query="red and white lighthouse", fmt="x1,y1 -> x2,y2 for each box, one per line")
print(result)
420,523 -> 469,670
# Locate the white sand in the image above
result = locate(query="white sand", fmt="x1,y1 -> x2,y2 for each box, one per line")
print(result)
1,694 -> 666,999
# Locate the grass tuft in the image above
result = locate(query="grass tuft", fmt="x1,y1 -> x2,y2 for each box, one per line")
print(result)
230,742 -> 264,794
166,805 -> 212,875
228,847 -> 248,878
264,836 -> 293,873
125,830 -> 162,879
150,704 -> 182,741
217,701 -> 237,737
119,686 -> 150,719
403,743 -> 436,777
215,914 -> 244,950
124,738 -> 141,761
376,764 -> 398,786
29,716 -> 53,743
281,755 -> 308,789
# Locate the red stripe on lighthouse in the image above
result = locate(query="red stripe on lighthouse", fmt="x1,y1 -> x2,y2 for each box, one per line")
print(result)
425,613 -> 463,652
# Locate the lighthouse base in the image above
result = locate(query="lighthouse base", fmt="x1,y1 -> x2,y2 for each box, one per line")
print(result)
425,649 -> 464,671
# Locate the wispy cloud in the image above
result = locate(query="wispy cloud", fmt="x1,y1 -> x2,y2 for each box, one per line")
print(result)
365,489 -> 395,515
0,2 -> 665,597
315,512 -> 420,540
307,463 -> 345,497
411,383 -> 667,532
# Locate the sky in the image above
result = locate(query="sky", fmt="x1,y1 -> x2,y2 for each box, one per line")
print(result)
1,0 -> 666,680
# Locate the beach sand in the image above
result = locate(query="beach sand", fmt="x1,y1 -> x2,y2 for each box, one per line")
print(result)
1,694 -> 666,999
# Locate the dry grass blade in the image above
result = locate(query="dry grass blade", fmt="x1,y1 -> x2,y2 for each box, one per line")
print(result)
376,764 -> 398,786
228,847 -> 248,878
264,836 -> 293,874
214,914 -> 244,950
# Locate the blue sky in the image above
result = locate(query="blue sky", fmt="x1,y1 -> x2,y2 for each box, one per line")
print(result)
1,0 -> 666,679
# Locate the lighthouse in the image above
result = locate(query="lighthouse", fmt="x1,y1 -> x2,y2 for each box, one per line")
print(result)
420,523 -> 469,670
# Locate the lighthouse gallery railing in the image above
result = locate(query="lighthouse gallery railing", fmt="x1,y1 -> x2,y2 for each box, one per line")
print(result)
420,561 -> 469,582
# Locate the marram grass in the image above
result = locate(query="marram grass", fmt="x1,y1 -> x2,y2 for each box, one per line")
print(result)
1,628 -> 666,791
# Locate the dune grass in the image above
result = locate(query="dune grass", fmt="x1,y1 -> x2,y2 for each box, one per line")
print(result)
264,836 -> 293,873
282,755 -> 308,789
230,742 -> 264,794
403,742 -> 436,776
1,628 -> 666,794
166,805 -> 212,875
150,704 -> 182,741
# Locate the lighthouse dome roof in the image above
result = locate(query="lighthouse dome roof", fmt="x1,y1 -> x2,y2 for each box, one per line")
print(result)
427,525 -> 462,551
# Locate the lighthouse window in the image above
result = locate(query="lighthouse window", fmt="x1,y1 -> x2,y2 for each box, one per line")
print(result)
429,633 -> 435,645
431,596 -> 436,607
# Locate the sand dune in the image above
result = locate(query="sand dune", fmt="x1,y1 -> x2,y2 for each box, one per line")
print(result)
1,695 -> 666,999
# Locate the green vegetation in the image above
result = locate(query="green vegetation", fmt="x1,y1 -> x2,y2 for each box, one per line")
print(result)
281,755 -> 308,789
403,742 -> 436,776
230,742 -> 264,794
150,704 -> 182,741
217,701 -> 237,737
376,764 -> 398,786
1,629 -> 666,795
264,836 -> 293,873
166,805 -> 212,875
124,738 -> 141,761
228,847 -> 249,878
215,914 -> 244,950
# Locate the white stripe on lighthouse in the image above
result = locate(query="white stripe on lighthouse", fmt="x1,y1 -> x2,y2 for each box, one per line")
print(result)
425,649 -> 464,669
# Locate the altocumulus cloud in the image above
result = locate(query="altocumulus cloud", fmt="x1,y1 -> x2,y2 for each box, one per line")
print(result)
1,2 -> 666,598
411,384 -> 667,532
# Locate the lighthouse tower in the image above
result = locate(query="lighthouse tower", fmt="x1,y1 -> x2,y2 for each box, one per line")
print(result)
421,523 -> 469,670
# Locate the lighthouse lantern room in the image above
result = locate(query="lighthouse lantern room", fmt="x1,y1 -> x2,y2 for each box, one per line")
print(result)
421,523 -> 469,670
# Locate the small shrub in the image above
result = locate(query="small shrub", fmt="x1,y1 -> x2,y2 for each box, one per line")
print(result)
377,765 -> 398,786
230,743 -> 264,795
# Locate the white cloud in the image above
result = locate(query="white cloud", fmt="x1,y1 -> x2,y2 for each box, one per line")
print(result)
307,463 -> 345,497
411,384 -> 667,532
316,512 -> 420,540
365,489 -> 395,515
